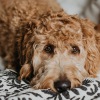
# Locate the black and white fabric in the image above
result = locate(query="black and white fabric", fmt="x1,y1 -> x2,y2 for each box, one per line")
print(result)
0,69 -> 100,100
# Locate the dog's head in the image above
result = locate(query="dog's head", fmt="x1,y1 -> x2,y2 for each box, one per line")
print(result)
17,11 -> 100,92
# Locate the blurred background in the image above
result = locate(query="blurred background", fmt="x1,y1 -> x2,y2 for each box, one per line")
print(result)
0,0 -> 100,70
57,0 -> 100,24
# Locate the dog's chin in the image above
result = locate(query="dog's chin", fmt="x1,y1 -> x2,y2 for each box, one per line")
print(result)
31,78 -> 57,92
30,76 -> 83,92
70,78 -> 82,88
31,80 -> 83,92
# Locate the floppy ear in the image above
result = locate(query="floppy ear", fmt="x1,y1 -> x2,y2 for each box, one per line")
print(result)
80,19 -> 100,77
95,25 -> 100,53
16,21 -> 37,80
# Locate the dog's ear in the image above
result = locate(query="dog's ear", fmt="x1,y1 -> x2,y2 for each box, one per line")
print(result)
80,19 -> 100,77
16,21 -> 37,80
94,25 -> 100,53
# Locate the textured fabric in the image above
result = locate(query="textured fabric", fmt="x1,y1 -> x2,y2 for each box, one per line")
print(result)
0,69 -> 100,100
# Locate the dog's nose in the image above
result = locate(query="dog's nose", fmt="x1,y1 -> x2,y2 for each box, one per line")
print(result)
54,80 -> 71,93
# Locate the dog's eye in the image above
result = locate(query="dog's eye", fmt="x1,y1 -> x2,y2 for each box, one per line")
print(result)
44,44 -> 54,54
71,46 -> 80,54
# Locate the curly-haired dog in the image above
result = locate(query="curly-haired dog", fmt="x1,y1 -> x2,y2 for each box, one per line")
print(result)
0,0 -> 100,93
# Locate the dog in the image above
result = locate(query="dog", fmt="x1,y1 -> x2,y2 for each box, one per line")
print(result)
0,0 -> 100,93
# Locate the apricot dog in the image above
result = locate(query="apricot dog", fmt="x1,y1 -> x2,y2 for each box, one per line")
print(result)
0,0 -> 100,92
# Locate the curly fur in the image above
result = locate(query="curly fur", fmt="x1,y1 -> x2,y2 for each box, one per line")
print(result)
0,0 -> 100,92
